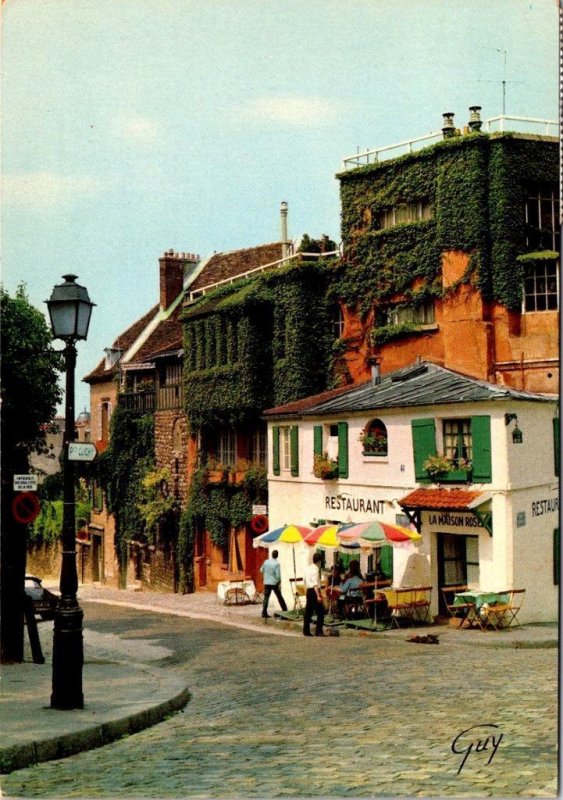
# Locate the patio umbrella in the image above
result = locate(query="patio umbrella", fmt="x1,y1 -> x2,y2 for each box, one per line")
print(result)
338,520 -> 422,548
253,524 -> 313,600
303,523 -> 354,549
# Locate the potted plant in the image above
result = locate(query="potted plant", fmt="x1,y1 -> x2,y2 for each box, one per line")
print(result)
359,429 -> 387,456
313,453 -> 339,480
423,453 -> 472,482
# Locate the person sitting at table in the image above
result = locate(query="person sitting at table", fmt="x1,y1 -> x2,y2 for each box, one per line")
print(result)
337,560 -> 364,616
326,564 -> 343,588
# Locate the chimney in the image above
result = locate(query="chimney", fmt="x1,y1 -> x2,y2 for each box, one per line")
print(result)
280,201 -> 290,261
159,250 -> 199,310
468,105 -> 483,132
442,112 -> 456,139
368,354 -> 382,386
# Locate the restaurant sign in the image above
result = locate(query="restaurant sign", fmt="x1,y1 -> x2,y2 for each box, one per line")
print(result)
325,493 -> 389,515
422,510 -> 486,533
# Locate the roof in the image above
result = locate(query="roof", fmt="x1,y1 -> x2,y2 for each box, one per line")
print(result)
189,242 -> 284,293
264,361 -> 556,418
83,304 -> 159,382
399,488 -> 486,511
132,305 -> 183,363
263,383 -> 363,417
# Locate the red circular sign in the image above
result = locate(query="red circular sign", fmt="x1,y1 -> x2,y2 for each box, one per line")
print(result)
11,492 -> 41,524
250,514 -> 268,535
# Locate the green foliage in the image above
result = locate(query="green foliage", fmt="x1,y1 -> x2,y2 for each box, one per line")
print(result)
184,260 -> 338,425
96,405 -> 155,564
0,284 -> 63,465
29,499 -> 92,544
137,467 -> 178,541
337,133 -> 558,317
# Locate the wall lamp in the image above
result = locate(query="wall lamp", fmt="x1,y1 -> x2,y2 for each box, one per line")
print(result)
505,413 -> 523,444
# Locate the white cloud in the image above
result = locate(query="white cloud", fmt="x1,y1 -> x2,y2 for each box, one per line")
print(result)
234,95 -> 346,127
115,115 -> 163,143
2,172 -> 105,208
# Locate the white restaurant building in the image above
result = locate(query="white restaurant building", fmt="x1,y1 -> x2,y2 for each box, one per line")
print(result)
263,361 -> 559,623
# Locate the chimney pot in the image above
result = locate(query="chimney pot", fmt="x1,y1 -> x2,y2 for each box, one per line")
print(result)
468,105 -> 483,132
442,112 -> 456,139
280,201 -> 290,261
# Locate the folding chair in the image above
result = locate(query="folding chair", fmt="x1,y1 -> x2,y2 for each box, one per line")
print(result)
504,589 -> 526,627
440,584 -> 477,627
289,578 -> 306,612
478,591 -> 512,630
410,586 -> 432,624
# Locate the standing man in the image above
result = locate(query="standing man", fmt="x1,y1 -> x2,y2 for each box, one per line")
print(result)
303,552 -> 325,636
260,549 -> 288,618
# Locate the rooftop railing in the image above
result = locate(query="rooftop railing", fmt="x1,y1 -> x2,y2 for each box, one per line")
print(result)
341,115 -> 558,170
188,249 -> 340,301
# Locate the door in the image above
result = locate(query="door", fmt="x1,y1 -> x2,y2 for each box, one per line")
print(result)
437,533 -> 479,614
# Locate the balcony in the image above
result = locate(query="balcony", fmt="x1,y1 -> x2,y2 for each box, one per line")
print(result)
118,390 -> 155,413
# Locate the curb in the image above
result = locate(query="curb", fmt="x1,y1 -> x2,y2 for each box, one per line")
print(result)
0,685 -> 191,775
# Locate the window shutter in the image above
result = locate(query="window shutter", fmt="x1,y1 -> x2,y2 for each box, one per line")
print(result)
554,528 -> 560,586
272,427 -> 280,476
380,545 -> 393,579
338,421 -> 349,479
290,425 -> 299,476
411,418 -> 436,481
471,415 -> 492,483
553,418 -> 560,477
313,425 -> 323,457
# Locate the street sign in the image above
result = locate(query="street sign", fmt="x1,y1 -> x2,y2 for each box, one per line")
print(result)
68,442 -> 97,462
252,504 -> 268,515
12,492 -> 41,524
13,474 -> 38,492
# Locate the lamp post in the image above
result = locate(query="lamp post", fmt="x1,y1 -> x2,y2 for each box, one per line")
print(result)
45,275 -> 95,709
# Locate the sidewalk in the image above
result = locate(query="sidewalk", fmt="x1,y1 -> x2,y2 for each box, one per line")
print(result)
1,583 -> 557,775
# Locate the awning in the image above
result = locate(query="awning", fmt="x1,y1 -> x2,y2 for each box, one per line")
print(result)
398,489 -> 493,536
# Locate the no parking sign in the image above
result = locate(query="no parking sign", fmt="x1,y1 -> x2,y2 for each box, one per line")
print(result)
11,492 -> 41,524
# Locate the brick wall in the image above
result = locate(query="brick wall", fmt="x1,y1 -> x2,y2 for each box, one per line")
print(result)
154,410 -> 189,505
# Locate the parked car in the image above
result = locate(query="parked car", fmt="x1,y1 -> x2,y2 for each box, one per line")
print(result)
24,576 -> 59,620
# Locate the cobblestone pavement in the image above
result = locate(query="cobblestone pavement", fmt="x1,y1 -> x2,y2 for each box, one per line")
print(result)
2,602 -> 558,799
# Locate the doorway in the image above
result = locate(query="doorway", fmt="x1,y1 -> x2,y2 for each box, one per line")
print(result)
437,533 -> 479,614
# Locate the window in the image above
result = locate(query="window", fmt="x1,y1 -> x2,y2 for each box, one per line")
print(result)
411,416 -> 492,483
524,261 -> 558,312
218,427 -> 236,467
361,419 -> 388,456
333,304 -> 345,339
525,184 -> 560,252
386,300 -> 435,326
100,400 -> 112,441
280,427 -> 291,471
379,200 -> 433,230
443,419 -> 472,468
249,424 -> 267,466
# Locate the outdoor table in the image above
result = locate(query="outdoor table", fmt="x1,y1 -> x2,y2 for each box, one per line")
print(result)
453,590 -> 510,628
217,578 -> 258,604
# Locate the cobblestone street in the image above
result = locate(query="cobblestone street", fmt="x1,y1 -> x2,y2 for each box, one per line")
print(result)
2,602 -> 558,798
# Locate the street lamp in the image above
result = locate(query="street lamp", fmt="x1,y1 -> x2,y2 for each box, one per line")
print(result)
45,275 -> 95,709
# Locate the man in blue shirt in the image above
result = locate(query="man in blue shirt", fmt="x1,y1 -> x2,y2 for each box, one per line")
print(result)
260,550 -> 288,618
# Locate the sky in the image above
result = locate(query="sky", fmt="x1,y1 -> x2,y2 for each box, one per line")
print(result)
1,0 -> 559,414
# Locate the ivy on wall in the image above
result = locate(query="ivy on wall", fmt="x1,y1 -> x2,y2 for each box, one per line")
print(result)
95,404 -> 155,579
336,132 -> 558,322
183,259 -> 339,426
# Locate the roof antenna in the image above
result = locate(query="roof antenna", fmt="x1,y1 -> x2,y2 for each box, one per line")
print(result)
478,49 -> 522,116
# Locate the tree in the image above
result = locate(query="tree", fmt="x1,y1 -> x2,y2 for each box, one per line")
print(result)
1,285 -> 62,662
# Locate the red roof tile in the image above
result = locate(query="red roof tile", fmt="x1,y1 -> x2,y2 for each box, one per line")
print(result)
189,243 -> 284,292
399,488 -> 485,510
83,304 -> 159,382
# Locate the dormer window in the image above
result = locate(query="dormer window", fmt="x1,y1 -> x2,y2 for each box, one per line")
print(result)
104,347 -> 123,370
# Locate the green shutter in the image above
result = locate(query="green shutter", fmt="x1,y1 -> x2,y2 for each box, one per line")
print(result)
554,529 -> 560,586
411,418 -> 436,481
380,545 -> 393,578
313,425 -> 323,457
272,426 -> 280,476
290,425 -> 299,476
553,418 -> 560,477
471,415 -> 492,483
338,421 -> 349,479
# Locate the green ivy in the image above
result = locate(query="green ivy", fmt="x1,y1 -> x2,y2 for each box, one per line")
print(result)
337,132 -> 558,321
95,404 -> 155,578
29,500 -> 92,544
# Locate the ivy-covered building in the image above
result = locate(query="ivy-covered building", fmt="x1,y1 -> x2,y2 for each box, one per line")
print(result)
333,108 -> 559,394
180,233 -> 339,591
